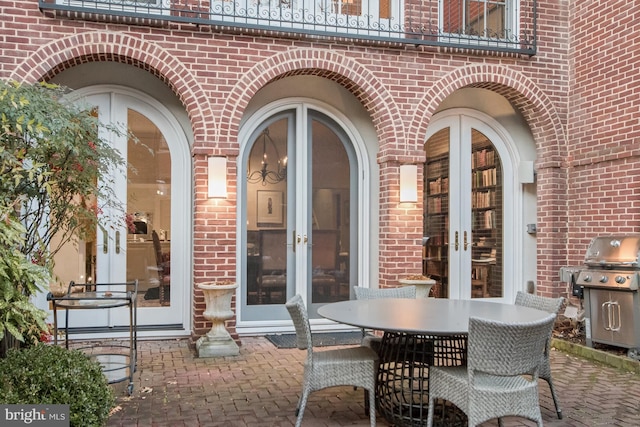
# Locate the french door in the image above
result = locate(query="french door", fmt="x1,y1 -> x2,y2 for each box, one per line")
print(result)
240,103 -> 358,322
423,111 -> 515,301
53,89 -> 189,331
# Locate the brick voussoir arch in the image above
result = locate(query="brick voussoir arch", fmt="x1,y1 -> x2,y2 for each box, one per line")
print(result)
9,31 -> 214,147
408,64 -> 567,161
219,48 -> 405,158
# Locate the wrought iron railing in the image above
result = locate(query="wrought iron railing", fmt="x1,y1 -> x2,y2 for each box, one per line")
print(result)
39,0 -> 537,55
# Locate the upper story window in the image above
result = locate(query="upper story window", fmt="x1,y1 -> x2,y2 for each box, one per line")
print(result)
441,0 -> 516,42
43,0 -> 534,54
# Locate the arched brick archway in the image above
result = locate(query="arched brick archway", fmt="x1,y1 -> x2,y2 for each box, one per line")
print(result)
408,64 -> 569,297
9,31 -> 213,146
408,64 -> 567,160
216,49 -> 431,290
216,48 -> 405,159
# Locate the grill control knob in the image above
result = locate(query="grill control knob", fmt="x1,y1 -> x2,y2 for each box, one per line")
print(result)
615,276 -> 626,284
599,276 -> 608,283
583,275 -> 592,283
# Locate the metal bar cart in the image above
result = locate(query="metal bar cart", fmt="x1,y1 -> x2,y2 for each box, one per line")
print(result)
47,280 -> 138,395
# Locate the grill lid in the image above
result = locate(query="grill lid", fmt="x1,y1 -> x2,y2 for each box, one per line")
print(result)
584,234 -> 640,267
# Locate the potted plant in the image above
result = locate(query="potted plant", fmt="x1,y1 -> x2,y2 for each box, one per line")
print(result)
196,280 -> 240,357
399,274 -> 436,299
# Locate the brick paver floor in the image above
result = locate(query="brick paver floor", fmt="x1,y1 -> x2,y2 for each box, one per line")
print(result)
106,337 -> 640,426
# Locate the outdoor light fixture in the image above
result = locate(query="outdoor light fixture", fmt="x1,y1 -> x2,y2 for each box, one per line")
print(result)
399,164 -> 418,203
208,156 -> 227,198
247,129 -> 287,185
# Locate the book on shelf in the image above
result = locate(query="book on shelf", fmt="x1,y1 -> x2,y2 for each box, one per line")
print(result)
472,149 -> 495,169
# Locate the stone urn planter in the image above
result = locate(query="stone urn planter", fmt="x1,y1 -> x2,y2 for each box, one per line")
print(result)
399,275 -> 436,299
196,281 -> 240,357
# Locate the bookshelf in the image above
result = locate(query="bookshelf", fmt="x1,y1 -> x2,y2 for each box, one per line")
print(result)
423,145 -> 502,299
423,155 -> 449,297
470,145 -> 501,298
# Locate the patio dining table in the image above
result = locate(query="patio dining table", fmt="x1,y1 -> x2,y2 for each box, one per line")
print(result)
318,297 -> 550,426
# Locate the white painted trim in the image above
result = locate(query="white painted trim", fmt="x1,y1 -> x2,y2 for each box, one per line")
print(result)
236,97 -> 371,331
425,108 -> 523,303
39,85 -> 193,337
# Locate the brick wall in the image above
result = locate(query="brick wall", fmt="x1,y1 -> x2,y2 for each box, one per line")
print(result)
0,0 -> 582,333
566,1 -> 640,271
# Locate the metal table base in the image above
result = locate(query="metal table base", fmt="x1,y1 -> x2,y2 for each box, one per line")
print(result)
376,332 -> 468,426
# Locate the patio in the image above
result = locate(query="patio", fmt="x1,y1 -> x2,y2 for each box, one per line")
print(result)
106,336 -> 640,426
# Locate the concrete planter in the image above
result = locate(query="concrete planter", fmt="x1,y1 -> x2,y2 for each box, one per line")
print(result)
196,282 -> 240,358
399,278 -> 436,299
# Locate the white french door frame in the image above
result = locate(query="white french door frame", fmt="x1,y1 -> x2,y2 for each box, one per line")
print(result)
236,98 -> 371,334
425,109 -> 522,303
49,86 -> 192,336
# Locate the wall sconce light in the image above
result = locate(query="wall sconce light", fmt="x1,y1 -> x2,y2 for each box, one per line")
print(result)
399,164 -> 418,203
208,156 -> 227,198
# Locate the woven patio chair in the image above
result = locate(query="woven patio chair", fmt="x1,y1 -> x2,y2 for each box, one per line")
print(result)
354,285 -> 417,352
426,313 -> 557,427
515,290 -> 565,419
285,294 -> 378,427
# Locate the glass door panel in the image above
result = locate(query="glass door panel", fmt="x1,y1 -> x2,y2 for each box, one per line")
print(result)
126,110 -> 172,307
424,116 -> 505,299
470,128 -> 503,298
309,118 -> 351,305
245,117 -> 290,308
241,106 -> 357,322
424,128 -> 451,297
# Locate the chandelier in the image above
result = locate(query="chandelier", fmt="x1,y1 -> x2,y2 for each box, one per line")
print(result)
247,129 -> 287,185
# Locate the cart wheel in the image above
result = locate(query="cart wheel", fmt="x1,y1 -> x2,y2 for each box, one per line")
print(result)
127,384 -> 134,396
627,348 -> 639,361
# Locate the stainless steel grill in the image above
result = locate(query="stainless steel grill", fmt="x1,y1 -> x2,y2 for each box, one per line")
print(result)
562,235 -> 640,360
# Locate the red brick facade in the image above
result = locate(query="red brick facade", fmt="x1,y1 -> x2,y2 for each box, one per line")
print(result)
2,0 -> 638,341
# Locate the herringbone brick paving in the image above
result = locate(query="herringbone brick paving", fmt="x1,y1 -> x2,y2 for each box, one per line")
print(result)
106,337 -> 640,426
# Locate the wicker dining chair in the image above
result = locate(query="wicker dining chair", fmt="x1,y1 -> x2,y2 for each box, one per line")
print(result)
354,285 -> 417,352
426,313 -> 557,427
515,290 -> 565,419
285,294 -> 378,427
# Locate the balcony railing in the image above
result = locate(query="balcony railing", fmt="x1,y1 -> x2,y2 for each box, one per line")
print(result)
39,0 -> 537,55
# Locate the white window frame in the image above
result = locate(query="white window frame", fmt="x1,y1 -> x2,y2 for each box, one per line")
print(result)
438,0 -> 518,46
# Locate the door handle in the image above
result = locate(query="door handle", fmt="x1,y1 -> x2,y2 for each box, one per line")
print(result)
610,301 -> 621,331
602,301 -> 614,331
454,231 -> 459,251
464,231 -> 469,251
115,231 -> 121,254
602,302 -> 610,330
304,234 -> 308,244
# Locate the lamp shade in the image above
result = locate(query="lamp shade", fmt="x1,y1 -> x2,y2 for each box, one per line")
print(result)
208,156 -> 227,198
399,164 -> 418,203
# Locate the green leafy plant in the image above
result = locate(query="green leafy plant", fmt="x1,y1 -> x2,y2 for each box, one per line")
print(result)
0,80 -> 130,345
0,344 -> 115,426
0,203 -> 49,349
1,80 -> 127,268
